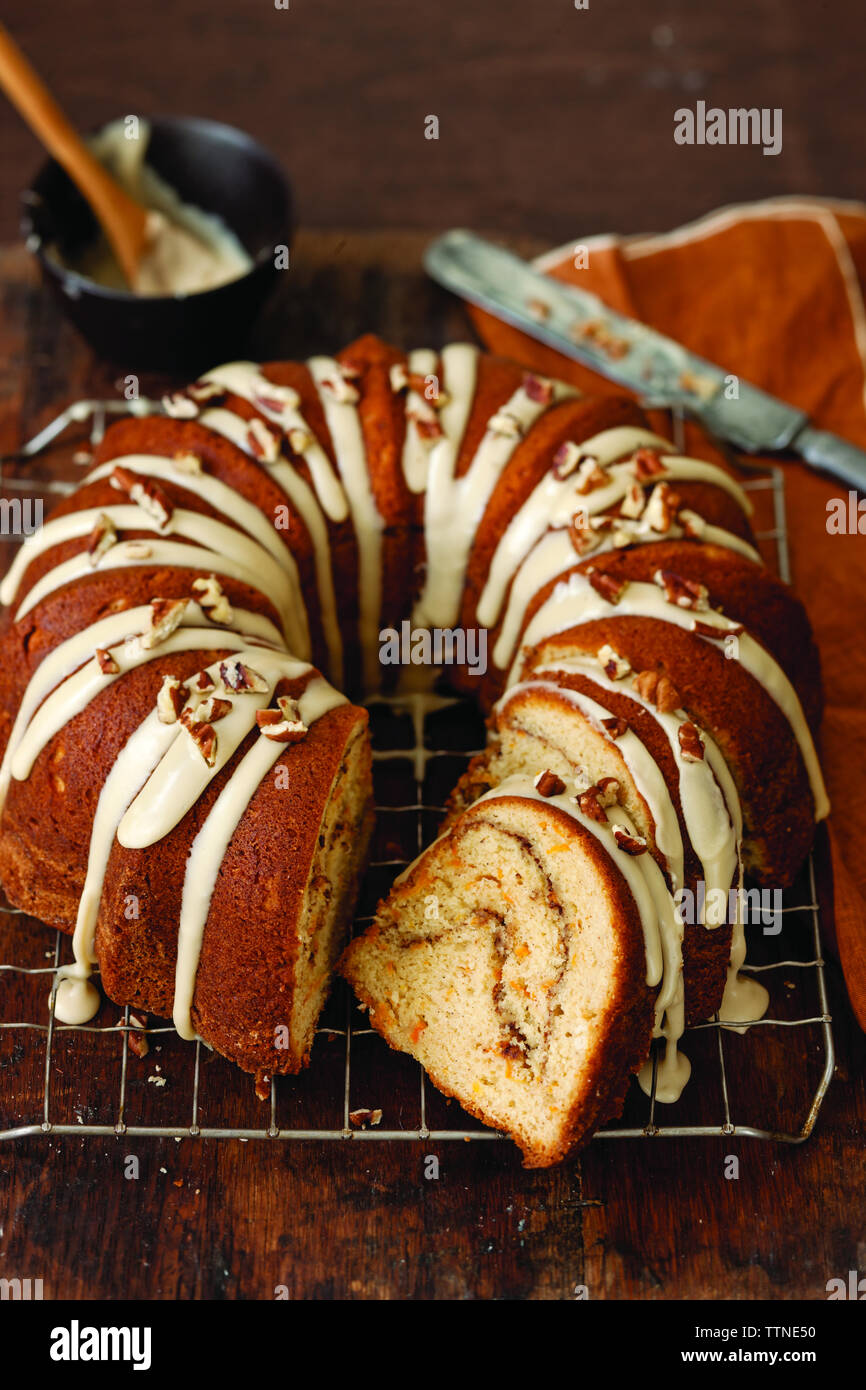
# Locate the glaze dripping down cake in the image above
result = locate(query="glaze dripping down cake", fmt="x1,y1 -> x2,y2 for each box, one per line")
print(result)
0,334 -> 828,1154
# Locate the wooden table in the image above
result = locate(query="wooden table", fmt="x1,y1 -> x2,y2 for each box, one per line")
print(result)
2,0 -> 865,248
0,233 -> 864,1302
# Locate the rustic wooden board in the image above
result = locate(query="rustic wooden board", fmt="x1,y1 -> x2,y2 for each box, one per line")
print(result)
0,233 -> 863,1302
2,0 -> 865,248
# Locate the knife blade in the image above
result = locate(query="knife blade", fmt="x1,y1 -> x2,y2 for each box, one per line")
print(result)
424,229 -> 866,492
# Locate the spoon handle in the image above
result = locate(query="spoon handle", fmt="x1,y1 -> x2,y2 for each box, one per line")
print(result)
0,21 -> 148,286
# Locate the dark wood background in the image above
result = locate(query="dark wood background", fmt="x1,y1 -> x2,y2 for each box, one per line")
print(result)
1,0 -> 865,246
0,0 -> 865,1303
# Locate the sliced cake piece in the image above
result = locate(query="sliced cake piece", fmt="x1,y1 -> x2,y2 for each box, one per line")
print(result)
341,774 -> 670,1167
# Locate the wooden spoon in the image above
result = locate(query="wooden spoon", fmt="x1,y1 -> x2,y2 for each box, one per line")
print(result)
0,21 -> 149,288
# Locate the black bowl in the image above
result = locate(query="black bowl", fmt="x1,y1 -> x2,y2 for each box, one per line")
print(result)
21,115 -> 293,373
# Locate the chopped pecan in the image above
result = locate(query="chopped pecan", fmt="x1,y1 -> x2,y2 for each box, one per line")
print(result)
321,373 -> 360,404
184,719 -> 218,767
677,721 -> 705,762
95,647 -> 119,675
654,569 -> 710,611
254,383 -> 300,413
488,410 -> 523,438
643,482 -> 682,534
110,467 -> 173,529
691,617 -> 743,640
655,676 -> 681,713
220,659 -> 269,693
577,777 -> 621,821
596,776 -> 621,805
191,671 -> 216,694
631,447 -> 667,480
568,509 -> 595,556
633,668 -> 681,714
140,598 -> 189,651
587,568 -> 628,604
246,418 -> 282,464
187,379 -> 227,405
601,715 -> 628,739
161,391 -> 198,419
409,406 -> 444,442
349,1107 -> 383,1128
127,1010 -> 150,1059
576,787 -> 607,823
86,512 -> 118,567
610,524 -> 635,550
612,824 -> 648,855
619,482 -> 646,520
574,455 -> 608,495
552,441 -> 581,479
192,574 -> 233,625
522,372 -> 553,404
534,769 -> 566,798
157,675 -> 186,724
597,644 -> 631,680
255,696 -> 307,743
187,696 -> 233,725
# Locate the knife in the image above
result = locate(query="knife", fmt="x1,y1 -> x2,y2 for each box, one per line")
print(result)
424,229 -> 866,492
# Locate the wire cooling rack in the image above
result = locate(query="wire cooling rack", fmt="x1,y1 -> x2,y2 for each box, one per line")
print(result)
0,400 -> 835,1146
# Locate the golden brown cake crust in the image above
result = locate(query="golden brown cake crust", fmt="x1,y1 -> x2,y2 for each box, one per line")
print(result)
98,696 -> 371,1078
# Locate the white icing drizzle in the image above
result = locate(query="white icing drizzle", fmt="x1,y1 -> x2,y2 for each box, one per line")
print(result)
413,346 -> 573,630
173,674 -> 346,1040
1,504 -> 304,654
492,523 -> 760,673
11,535 -> 308,661
0,601 -> 280,816
118,648 -> 307,849
83,454 -> 294,571
530,657 -> 740,924
400,348 -> 440,493
529,656 -> 771,1048
54,708 -> 181,1025
718,875 -> 771,1029
199,361 -> 349,523
411,343 -> 480,629
536,652 -> 769,1005
472,775 -> 690,1105
198,404 -> 344,684
479,430 -> 752,636
12,626 -> 269,786
495,678 -> 686,891
54,648 -> 346,1033
308,355 -> 384,692
515,571 -> 830,822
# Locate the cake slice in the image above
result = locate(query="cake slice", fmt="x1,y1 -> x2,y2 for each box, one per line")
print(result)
341,775 -> 661,1166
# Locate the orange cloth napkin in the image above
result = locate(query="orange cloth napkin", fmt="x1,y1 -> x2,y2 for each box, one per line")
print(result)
466,197 -> 866,1028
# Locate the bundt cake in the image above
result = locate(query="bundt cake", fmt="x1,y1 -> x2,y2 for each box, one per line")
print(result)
0,333 -> 828,1149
